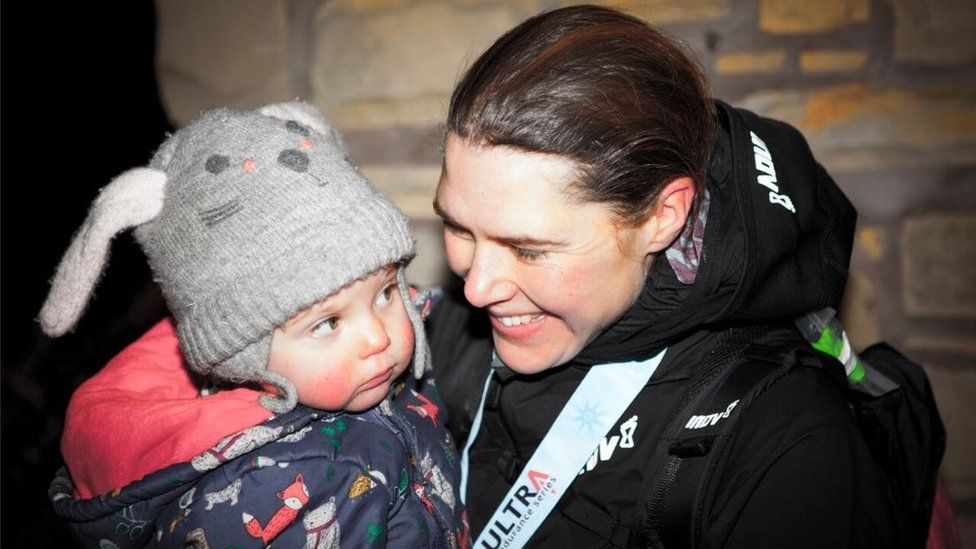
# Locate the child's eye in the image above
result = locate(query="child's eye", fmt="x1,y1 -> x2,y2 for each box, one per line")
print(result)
310,316 -> 339,337
513,247 -> 549,262
376,283 -> 399,306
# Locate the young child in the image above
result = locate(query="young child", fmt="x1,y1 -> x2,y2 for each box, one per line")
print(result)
41,102 -> 467,548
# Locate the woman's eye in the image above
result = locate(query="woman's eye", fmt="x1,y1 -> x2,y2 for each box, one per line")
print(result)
310,317 -> 339,337
376,283 -> 398,305
513,247 -> 549,262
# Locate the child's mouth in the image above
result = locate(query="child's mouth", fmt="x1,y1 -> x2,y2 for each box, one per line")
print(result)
362,368 -> 394,390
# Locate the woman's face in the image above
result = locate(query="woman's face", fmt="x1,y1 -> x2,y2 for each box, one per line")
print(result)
435,134 -> 657,374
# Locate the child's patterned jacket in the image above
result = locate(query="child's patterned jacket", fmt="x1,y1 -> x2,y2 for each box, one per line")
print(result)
49,321 -> 467,548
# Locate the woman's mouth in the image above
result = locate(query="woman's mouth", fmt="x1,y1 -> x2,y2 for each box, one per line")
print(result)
490,313 -> 547,340
497,314 -> 544,327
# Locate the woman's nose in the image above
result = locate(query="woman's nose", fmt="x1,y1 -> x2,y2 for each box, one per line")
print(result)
463,246 -> 518,308
359,315 -> 392,359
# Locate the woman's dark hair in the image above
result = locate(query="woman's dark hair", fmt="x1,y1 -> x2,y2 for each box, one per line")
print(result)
447,4 -> 714,226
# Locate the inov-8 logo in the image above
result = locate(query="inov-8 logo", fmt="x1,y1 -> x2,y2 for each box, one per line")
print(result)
751,131 -> 796,214
685,399 -> 740,430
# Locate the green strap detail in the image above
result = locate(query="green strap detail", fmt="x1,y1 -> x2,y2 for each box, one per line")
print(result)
811,325 -> 865,384
812,326 -> 843,357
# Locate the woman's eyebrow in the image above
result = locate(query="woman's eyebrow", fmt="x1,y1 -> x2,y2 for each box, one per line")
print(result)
501,235 -> 566,247
431,198 -> 453,223
433,198 -> 566,247
432,199 -> 472,232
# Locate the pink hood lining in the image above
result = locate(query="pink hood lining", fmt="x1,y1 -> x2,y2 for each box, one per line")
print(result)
61,319 -> 272,499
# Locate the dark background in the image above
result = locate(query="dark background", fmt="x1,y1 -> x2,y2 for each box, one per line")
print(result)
2,2 -> 171,544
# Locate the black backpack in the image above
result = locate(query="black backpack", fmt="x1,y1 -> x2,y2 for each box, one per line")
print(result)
638,319 -> 946,548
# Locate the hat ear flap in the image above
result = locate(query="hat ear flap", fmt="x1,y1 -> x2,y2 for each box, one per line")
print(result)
39,168 -> 167,336
258,101 -> 350,156
396,268 -> 431,379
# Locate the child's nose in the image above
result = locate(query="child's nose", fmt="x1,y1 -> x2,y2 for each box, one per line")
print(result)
359,315 -> 392,359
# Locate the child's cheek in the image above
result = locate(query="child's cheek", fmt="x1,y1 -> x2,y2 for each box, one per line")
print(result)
301,371 -> 353,411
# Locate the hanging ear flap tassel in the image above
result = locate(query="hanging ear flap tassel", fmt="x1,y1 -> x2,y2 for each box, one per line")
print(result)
39,168 -> 167,337
397,267 -> 430,379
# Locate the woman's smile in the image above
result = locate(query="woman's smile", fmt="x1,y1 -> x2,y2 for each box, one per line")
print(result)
494,312 -> 545,328
490,312 -> 548,339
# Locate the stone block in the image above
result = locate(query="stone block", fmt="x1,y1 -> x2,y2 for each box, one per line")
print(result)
856,226 -> 886,263
566,0 -> 731,24
406,218 -> 452,287
839,270 -> 881,349
838,166 -> 976,221
737,84 -> 976,171
360,163 -> 450,285
344,126 -> 445,166
902,215 -> 976,318
759,0 -> 869,34
344,0 -> 537,12
924,363 -> 976,501
905,336 -> 976,358
715,50 -> 787,74
800,50 -> 868,73
311,1 -> 523,130
156,0 -> 292,127
349,0 -> 412,11
360,163 -> 442,219
330,96 -> 450,131
892,0 -> 976,65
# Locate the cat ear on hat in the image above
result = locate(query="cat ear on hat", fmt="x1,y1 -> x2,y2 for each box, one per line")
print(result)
258,101 -> 350,157
39,168 -> 167,337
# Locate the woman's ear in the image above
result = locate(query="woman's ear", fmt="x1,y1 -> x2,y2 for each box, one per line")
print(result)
638,176 -> 696,253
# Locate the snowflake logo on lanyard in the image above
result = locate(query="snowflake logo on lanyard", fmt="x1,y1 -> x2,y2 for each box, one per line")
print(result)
570,400 -> 606,436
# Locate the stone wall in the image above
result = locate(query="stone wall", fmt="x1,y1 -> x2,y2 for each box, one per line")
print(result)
157,0 -> 976,535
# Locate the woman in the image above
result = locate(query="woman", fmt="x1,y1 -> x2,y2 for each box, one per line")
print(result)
427,5 -> 898,548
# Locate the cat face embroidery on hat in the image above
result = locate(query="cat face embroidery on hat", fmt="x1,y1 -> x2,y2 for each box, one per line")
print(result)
174,113 -> 345,238
278,120 -> 313,173
191,119 -> 320,230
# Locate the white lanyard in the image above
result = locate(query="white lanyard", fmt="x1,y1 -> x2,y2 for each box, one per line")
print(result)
460,348 -> 667,549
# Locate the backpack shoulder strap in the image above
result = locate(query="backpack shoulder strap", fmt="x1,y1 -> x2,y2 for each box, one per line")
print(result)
639,325 -> 812,549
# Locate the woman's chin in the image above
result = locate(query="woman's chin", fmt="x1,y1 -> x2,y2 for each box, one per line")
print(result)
492,337 -> 576,376
488,311 -> 591,374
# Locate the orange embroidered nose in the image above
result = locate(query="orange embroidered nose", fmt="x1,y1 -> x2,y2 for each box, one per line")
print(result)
243,158 -> 256,172
300,139 -> 313,150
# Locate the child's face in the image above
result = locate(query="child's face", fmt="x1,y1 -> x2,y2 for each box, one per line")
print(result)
268,266 -> 414,412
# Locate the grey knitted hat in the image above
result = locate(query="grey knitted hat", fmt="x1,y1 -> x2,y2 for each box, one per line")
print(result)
40,102 -> 427,413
